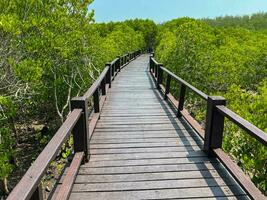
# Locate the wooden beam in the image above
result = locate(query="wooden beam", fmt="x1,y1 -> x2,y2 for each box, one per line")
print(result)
213,148 -> 266,200
7,109 -> 82,200
54,152 -> 84,200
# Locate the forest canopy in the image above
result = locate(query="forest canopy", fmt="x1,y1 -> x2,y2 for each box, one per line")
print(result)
0,0 -> 266,196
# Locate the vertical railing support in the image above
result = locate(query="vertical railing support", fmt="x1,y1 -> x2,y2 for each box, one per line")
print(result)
149,55 -> 153,72
152,60 -> 155,73
204,96 -> 226,155
177,84 -> 186,117
155,62 -> 158,78
111,63 -> 115,77
105,63 -> 111,88
157,64 -> 163,89
101,78 -> 106,96
117,56 -> 121,72
71,96 -> 89,162
164,74 -> 171,100
93,88 -> 100,113
30,184 -> 43,200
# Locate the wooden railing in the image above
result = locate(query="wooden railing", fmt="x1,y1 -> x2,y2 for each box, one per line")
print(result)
149,54 -> 267,200
7,50 -> 141,200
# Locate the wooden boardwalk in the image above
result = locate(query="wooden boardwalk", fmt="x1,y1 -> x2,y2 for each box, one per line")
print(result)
60,55 -> 249,199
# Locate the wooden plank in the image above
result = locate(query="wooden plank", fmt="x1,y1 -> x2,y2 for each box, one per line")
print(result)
93,129 -> 197,135
61,169 -> 226,183
90,140 -> 202,149
91,136 -> 200,143
80,161 -> 221,173
89,151 -> 207,161
54,152 -> 84,200
69,186 -> 246,200
91,133 -> 198,140
100,113 -> 177,117
95,121 -> 180,126
90,146 -> 200,155
71,177 -> 238,192
84,157 -> 217,168
98,115 -> 181,120
90,146 -> 201,154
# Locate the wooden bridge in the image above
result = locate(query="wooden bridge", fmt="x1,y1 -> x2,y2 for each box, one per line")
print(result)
7,52 -> 267,200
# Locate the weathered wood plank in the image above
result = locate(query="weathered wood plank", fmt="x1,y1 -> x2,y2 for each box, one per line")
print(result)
93,129 -> 197,135
72,177 -> 238,192
54,152 -> 84,200
90,146 -> 201,154
90,141 -> 202,149
61,169 -> 228,183
80,161 -> 221,173
91,133 -> 198,140
69,186 -> 247,200
89,151 -> 207,161
84,157 -> 217,168
90,137 -> 200,144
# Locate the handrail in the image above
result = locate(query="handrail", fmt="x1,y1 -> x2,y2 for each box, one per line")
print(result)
110,57 -> 119,65
160,66 -> 208,100
150,57 -> 208,100
216,105 -> 267,146
149,54 -> 266,200
7,49 -> 141,200
7,109 -> 82,200
83,66 -> 109,99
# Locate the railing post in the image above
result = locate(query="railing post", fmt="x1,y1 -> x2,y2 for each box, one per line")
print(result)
101,78 -> 106,96
155,62 -> 158,78
149,55 -> 153,72
157,64 -> 163,89
204,96 -> 226,155
164,74 -> 171,100
117,56 -> 121,72
105,63 -> 111,88
152,60 -> 155,73
71,96 -> 89,162
177,84 -> 186,117
93,88 -> 100,113
111,63 -> 115,77
30,184 -> 43,200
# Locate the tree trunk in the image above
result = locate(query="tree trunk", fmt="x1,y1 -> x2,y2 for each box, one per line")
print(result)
0,178 -> 9,195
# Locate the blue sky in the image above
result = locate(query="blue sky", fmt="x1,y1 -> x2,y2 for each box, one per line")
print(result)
89,0 -> 267,23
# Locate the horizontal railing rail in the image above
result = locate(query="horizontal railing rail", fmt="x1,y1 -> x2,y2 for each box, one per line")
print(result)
7,49 -> 141,200
160,66 -> 208,100
149,53 -> 266,200
216,105 -> 267,146
7,109 -> 82,200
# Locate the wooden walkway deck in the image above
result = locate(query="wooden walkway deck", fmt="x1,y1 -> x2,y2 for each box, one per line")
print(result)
60,55 -> 249,199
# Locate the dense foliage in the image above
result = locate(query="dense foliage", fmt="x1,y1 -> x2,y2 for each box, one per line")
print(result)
203,12 -> 267,31
155,17 -> 267,194
0,0 -> 155,195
